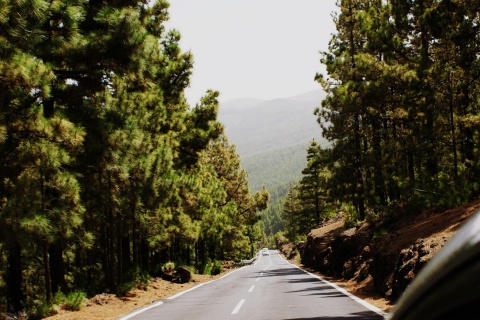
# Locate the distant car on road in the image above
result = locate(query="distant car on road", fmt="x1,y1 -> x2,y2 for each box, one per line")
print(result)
262,248 -> 269,256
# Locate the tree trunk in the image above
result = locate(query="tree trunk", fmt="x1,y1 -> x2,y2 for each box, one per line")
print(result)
141,239 -> 149,272
373,119 -> 386,206
43,240 -> 52,303
198,238 -> 206,266
49,241 -> 65,294
117,219 -> 123,287
122,235 -> 131,272
314,190 -> 321,226
6,241 -> 24,313
132,220 -> 139,267
448,79 -> 458,181
108,223 -> 115,290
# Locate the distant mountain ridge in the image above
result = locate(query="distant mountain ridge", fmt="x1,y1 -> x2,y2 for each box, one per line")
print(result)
218,89 -> 328,196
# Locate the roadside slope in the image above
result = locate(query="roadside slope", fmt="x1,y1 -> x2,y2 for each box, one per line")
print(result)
44,273 -> 229,320
284,198 -> 480,312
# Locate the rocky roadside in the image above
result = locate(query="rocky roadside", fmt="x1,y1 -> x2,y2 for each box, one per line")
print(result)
280,198 -> 480,313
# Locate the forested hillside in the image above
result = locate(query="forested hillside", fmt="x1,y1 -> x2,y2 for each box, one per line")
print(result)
218,91 -> 330,245
241,144 -> 308,195
0,0 -> 268,317
218,89 -> 328,195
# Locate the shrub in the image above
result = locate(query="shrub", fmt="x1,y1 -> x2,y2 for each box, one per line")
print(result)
52,290 -> 86,312
198,261 -> 212,275
211,260 -> 223,275
117,270 -> 152,295
63,291 -> 86,311
198,260 -> 222,275
342,203 -> 358,229
162,261 -> 176,274
295,234 -> 306,244
30,300 -> 59,319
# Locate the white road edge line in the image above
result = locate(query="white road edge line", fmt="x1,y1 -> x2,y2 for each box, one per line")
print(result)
248,285 -> 255,292
118,266 -> 245,320
282,256 -> 388,317
231,299 -> 246,314
117,301 -> 164,320
167,282 -> 209,300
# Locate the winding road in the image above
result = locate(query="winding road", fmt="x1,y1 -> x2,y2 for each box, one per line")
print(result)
119,250 -> 387,320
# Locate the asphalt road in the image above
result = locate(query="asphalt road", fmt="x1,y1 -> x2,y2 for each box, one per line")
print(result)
119,250 -> 387,320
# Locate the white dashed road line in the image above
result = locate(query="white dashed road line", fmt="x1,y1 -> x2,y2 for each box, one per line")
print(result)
248,285 -> 255,292
231,299 -> 245,315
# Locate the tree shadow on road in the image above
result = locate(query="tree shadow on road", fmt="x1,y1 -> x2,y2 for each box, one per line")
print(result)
284,310 -> 384,319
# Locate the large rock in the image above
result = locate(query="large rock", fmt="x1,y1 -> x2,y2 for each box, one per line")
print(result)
301,222 -> 375,278
386,239 -> 438,302
161,266 -> 192,284
176,266 -> 192,283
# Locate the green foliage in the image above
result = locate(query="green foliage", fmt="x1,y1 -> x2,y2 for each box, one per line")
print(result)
116,270 -> 152,296
242,144 -> 311,195
312,0 -> 480,228
195,134 -> 269,262
258,198 -> 284,237
261,233 -> 279,249
211,260 -> 223,275
53,291 -> 86,311
162,262 -> 176,274
185,265 -> 196,276
198,261 -> 212,275
63,291 -> 86,311
275,232 -> 289,248
2,0 -> 480,314
197,259 -> 222,275
280,184 -> 302,241
294,234 -> 307,245
0,0 -> 261,312
298,140 -> 332,227
341,203 -> 358,230
31,301 -> 59,320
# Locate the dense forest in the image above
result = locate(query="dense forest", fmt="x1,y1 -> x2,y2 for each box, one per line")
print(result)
279,0 -> 480,244
2,0 -> 480,318
0,0 -> 269,317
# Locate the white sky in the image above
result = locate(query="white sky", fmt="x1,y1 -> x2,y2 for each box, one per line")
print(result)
165,1 -> 338,105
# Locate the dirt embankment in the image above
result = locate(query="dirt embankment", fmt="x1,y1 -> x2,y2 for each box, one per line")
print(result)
44,272 -> 231,320
280,198 -> 480,312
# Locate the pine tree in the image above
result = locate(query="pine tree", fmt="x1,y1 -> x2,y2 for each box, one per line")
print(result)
281,184 -> 302,242
316,0 -> 370,220
298,140 -> 331,228
199,132 -> 269,260
0,0 -> 88,309
0,0 -> 222,309
316,0 -> 480,218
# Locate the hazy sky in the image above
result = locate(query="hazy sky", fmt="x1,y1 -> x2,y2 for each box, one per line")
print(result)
165,1 -> 338,105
